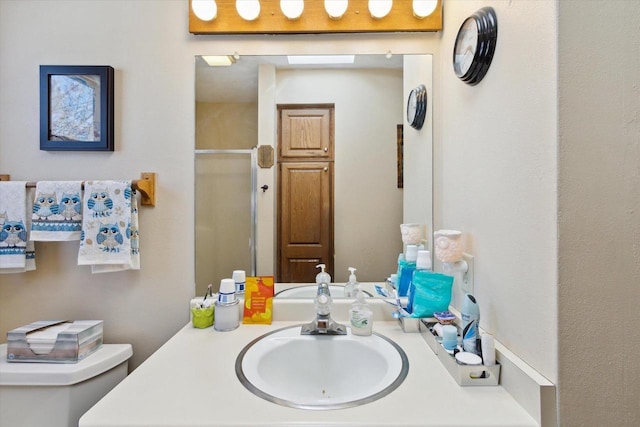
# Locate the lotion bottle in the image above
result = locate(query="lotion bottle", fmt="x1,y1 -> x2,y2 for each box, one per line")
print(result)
349,290 -> 373,336
344,267 -> 359,298
315,264 -> 331,284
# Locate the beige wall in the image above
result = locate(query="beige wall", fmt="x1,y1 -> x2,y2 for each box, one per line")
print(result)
195,102 -> 257,150
557,1 -> 640,426
1,1 -> 638,425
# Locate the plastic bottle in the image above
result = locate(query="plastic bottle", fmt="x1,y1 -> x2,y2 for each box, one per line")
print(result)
315,264 -> 331,284
232,270 -> 246,321
407,249 -> 432,313
396,245 -> 418,297
349,290 -> 373,336
461,293 -> 480,354
214,278 -> 240,332
344,267 -> 359,298
394,253 -> 404,290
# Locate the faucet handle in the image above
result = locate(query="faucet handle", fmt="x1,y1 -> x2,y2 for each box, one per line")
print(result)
315,292 -> 332,316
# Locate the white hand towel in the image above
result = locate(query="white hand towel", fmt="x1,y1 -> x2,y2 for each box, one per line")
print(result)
78,181 -> 134,268
0,182 -> 28,270
30,181 -> 83,241
91,190 -> 140,273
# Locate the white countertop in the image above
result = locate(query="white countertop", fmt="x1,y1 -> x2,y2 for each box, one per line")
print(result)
80,317 -> 537,427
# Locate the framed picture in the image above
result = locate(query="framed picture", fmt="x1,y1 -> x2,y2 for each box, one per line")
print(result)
40,65 -> 114,151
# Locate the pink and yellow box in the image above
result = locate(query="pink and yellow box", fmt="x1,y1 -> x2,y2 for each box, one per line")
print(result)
242,276 -> 274,324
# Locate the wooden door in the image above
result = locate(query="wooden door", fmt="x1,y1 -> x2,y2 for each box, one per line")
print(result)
277,105 -> 334,282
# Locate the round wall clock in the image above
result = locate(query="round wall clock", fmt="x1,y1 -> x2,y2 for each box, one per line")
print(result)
453,7 -> 498,86
407,84 -> 427,130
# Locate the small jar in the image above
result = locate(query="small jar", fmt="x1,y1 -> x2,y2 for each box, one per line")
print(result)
214,278 -> 240,332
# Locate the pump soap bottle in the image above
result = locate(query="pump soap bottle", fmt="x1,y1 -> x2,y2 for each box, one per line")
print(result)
349,290 -> 373,336
344,267 -> 359,298
315,264 -> 331,284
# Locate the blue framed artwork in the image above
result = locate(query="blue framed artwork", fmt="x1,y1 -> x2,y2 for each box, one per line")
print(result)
40,65 -> 114,151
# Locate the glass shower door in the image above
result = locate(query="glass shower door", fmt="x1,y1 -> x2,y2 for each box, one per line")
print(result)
195,149 -> 256,296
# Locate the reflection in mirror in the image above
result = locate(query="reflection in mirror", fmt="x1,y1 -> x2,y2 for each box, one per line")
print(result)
195,54 -> 432,297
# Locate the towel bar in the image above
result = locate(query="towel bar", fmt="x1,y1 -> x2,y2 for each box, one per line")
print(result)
0,172 -> 156,207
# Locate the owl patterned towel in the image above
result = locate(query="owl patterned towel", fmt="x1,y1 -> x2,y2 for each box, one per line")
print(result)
30,181 -> 83,241
91,191 -> 140,274
0,181 -> 28,270
78,180 -> 134,268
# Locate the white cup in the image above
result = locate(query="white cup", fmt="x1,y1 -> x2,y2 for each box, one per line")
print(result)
434,229 -> 463,263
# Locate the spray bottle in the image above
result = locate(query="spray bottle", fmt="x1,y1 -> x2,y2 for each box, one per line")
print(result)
461,293 -> 480,354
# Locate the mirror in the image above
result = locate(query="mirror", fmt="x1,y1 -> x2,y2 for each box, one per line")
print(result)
195,54 -> 433,297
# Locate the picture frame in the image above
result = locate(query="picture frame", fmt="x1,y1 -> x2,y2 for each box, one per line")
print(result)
397,124 -> 404,189
40,65 -> 114,151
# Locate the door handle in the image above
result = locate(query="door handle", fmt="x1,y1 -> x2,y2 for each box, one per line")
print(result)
324,167 -> 328,172
324,147 -> 328,152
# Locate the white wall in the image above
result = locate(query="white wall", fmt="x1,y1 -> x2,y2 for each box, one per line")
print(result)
439,0 -> 558,382
0,0 -> 197,370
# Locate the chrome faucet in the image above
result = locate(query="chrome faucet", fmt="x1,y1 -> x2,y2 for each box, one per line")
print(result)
301,282 -> 347,335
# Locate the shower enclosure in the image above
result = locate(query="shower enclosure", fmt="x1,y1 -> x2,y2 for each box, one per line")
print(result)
195,149 -> 257,296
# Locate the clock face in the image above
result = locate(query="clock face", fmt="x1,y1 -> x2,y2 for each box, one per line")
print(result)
453,18 -> 478,77
407,89 -> 418,124
452,7 -> 498,86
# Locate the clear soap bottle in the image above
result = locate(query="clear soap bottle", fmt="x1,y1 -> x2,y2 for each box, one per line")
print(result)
349,290 -> 373,336
344,267 -> 359,298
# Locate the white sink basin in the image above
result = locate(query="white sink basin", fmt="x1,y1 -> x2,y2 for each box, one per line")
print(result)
275,285 -> 372,298
235,325 -> 409,410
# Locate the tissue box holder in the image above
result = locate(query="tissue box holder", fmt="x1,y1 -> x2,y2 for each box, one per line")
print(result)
419,319 -> 500,386
7,320 -> 103,363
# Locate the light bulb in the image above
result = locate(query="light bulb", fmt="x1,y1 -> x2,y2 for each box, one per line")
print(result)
280,0 -> 304,20
324,0 -> 348,20
236,0 -> 261,21
192,0 -> 217,21
412,0 -> 438,19
368,0 -> 392,19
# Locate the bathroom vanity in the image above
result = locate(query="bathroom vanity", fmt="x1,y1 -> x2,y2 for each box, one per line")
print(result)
79,286 -> 543,427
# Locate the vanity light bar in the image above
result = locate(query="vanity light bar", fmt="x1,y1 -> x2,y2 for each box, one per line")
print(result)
189,0 -> 443,34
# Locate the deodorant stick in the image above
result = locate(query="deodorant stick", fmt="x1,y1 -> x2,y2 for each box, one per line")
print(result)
461,293 -> 480,354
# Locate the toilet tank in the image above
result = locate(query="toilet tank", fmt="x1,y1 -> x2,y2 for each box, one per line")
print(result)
0,343 -> 132,427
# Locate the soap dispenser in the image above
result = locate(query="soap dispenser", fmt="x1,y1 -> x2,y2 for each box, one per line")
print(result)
349,290 -> 373,336
344,267 -> 359,298
315,264 -> 331,284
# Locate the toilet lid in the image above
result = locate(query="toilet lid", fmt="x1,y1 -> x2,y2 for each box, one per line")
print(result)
0,344 -> 132,386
